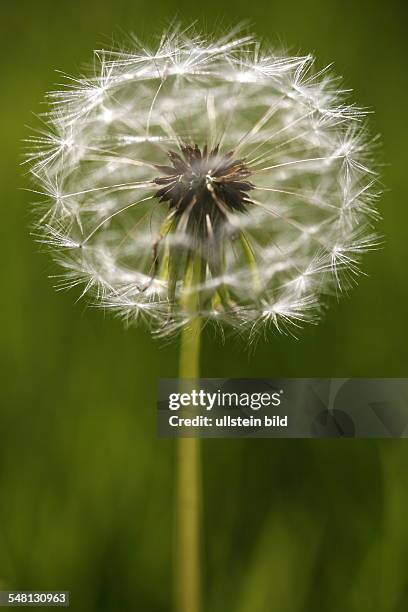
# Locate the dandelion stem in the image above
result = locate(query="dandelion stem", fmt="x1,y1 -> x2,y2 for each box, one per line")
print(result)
176,257 -> 203,612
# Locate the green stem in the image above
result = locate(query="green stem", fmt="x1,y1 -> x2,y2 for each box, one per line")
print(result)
176,256 -> 203,612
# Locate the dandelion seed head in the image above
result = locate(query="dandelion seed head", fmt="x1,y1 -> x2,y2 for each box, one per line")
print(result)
28,26 -> 381,338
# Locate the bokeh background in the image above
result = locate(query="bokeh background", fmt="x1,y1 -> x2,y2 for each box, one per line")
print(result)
1,0 -> 407,610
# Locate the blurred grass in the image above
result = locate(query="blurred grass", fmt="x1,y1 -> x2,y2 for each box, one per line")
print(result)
1,0 -> 407,610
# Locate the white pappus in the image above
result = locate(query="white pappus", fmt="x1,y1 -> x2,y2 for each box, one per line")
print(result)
26,26 -> 382,340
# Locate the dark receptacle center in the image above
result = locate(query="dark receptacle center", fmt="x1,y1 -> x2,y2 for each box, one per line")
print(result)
153,144 -> 253,236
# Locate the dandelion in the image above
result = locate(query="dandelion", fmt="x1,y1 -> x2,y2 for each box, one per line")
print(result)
27,25 -> 381,612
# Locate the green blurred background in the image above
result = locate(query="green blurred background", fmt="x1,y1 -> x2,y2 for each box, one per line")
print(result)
1,0 -> 407,610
